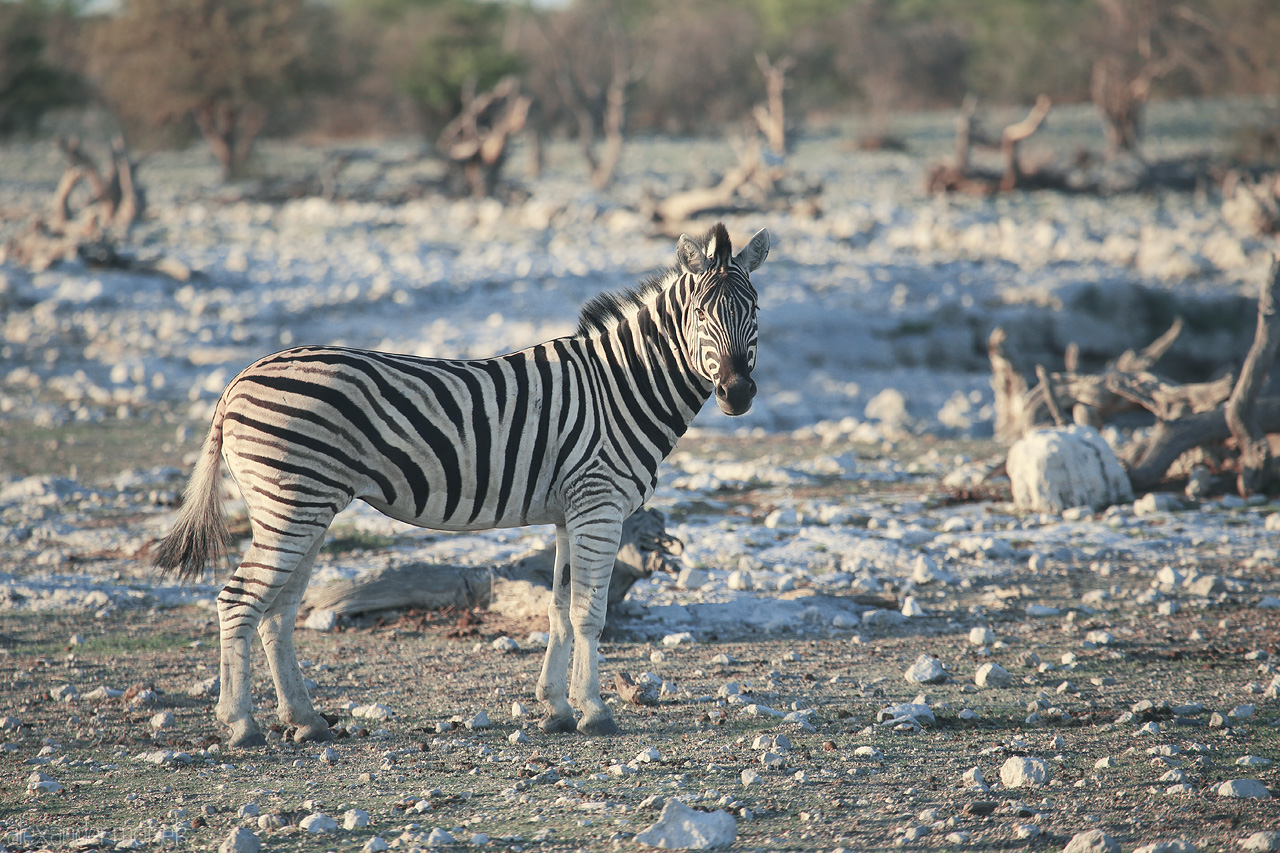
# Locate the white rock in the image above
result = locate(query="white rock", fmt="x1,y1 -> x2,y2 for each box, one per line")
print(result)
1237,755 -> 1273,767
318,747 -> 339,764
219,828 -> 260,853
900,596 -> 925,617
635,746 -> 662,763
740,769 -> 761,787
1240,831 -> 1280,852
1217,779 -> 1271,799
999,756 -> 1050,788
465,711 -> 490,729
511,701 -> 530,718
509,729 -> 530,745
188,676 -> 220,698
974,663 -> 1012,688
26,772 -> 62,795
1064,829 -> 1120,853
1015,825 -> 1042,840
425,828 -> 454,846
1229,704 -> 1255,719
968,626 -> 995,646
677,568 -> 711,588
491,636 -> 519,653
904,654 -> 947,684
149,711 -> 175,730
303,609 -> 338,632
1133,841 -> 1197,853
299,813 -> 338,833
352,703 -> 394,720
962,766 -> 986,788
878,702 -> 935,727
342,809 -> 370,830
523,631 -> 550,648
1026,604 -> 1060,617
862,609 -> 907,628
362,838 -> 390,853
633,799 -> 737,850
1007,426 -> 1133,513
662,631 -> 695,646
727,570 -> 753,590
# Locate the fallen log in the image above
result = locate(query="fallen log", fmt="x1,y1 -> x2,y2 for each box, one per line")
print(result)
301,509 -> 680,624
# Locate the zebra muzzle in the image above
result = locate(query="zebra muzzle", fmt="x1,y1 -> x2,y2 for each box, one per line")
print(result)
714,373 -> 756,415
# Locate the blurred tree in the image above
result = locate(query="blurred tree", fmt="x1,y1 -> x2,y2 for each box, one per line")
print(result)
0,0 -> 84,139
88,0 -> 337,181
356,0 -> 521,139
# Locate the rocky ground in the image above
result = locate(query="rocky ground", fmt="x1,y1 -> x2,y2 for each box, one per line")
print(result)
2,99 -> 1280,850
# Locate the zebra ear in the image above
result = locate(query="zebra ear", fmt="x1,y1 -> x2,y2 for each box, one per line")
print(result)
734,228 -> 770,273
676,234 -> 707,274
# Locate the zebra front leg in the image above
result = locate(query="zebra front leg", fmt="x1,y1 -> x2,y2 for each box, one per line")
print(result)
257,537 -> 333,743
536,526 -> 576,733
566,514 -> 623,736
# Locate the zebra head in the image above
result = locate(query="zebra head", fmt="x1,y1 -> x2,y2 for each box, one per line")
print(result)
676,224 -> 770,416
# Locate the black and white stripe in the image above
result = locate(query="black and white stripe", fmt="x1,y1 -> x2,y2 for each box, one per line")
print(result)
152,222 -> 770,745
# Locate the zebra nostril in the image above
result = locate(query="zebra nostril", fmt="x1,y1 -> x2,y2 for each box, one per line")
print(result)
716,385 -> 728,398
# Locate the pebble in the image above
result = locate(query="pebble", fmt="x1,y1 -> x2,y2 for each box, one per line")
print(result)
509,730 -> 530,745
425,828 -> 455,846
352,703 -> 394,720
1064,829 -> 1120,853
1133,841 -> 1196,853
299,813 -> 338,833
318,747 -> 339,764
511,701 -> 530,718
1241,832 -> 1280,852
904,654 -> 947,684
974,662 -> 1012,688
465,711 -> 490,729
362,838 -> 390,853
968,626 -> 994,645
491,636 -> 519,653
999,756 -> 1049,788
1216,779 -> 1271,799
303,609 -> 338,631
662,632 -> 695,646
26,771 -> 62,795
237,803 -> 259,819
634,799 -> 736,850
218,827 -> 260,853
741,769 -> 761,787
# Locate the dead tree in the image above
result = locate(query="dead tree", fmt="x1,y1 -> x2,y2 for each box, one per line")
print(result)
992,259 -> 1280,496
927,96 -> 1053,195
1090,0 -> 1185,157
3,136 -> 173,274
300,509 -> 680,624
752,53 -> 794,159
437,76 -> 532,199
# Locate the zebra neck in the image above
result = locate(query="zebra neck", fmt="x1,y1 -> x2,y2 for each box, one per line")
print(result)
601,287 -> 712,446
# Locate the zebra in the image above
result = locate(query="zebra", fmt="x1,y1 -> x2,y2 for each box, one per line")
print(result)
152,222 -> 769,746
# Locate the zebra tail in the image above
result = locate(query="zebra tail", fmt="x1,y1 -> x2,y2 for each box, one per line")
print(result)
151,403 -> 229,582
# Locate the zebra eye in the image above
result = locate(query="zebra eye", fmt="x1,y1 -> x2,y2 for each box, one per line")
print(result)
695,308 -> 707,323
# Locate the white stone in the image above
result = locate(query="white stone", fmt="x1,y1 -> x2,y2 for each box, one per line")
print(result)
878,702 -> 935,727
318,747 -> 339,764
1064,829 -> 1120,853
975,663 -> 1012,688
1241,831 -> 1280,852
425,828 -> 454,846
352,703 -> 393,720
303,609 -> 338,631
740,769 -> 761,787
635,746 -> 662,763
150,711 -> 175,730
299,813 -> 338,833
677,568 -> 711,588
727,570 -> 753,591
968,626 -> 994,646
465,711 -> 490,729
900,596 -> 925,617
218,828 -> 260,853
662,632 -> 695,646
999,756 -> 1049,788
1007,426 -> 1133,513
1217,779 -> 1271,799
509,729 -> 530,745
491,636 -> 519,653
904,654 -> 946,684
188,676 -> 219,698
26,772 -> 62,795
511,701 -> 530,718
634,799 -> 737,850
1133,841 -> 1197,853
362,838 -> 390,853
341,809 -> 370,830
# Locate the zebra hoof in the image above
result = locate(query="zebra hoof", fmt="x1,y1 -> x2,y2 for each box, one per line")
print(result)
228,730 -> 267,749
293,723 -> 335,743
576,714 -> 620,737
539,715 -> 577,734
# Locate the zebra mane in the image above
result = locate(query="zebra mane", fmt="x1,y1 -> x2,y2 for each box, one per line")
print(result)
575,223 -> 730,337
574,271 -> 672,337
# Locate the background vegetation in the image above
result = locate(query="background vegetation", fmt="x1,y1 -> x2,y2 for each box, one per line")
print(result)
3,0 -> 1279,178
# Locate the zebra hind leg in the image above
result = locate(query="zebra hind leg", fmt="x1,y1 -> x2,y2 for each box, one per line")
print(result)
216,519 -> 332,748
257,536 -> 333,743
566,514 -> 623,736
536,526 -> 576,733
